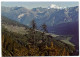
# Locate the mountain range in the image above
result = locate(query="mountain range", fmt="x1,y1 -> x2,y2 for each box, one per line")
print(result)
1,5 -> 79,55
2,5 -> 79,40
1,6 -> 78,26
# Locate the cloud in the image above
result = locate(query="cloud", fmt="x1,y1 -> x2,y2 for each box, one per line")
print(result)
48,4 -> 63,9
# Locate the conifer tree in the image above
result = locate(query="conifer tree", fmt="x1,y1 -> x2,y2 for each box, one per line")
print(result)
30,19 -> 37,53
31,19 -> 36,30
41,23 -> 48,46
41,23 -> 48,33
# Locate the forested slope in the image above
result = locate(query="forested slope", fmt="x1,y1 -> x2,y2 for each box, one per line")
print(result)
2,16 -> 76,56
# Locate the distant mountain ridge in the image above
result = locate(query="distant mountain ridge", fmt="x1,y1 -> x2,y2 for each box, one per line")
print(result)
1,6 -> 78,26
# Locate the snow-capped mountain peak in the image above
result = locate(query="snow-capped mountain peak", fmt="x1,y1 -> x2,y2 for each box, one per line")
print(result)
48,4 -> 62,9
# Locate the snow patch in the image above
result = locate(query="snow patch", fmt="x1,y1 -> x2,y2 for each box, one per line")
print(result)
18,13 -> 25,19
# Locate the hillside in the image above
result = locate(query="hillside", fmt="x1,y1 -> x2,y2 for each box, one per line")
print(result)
2,16 -> 77,56
2,16 -> 28,28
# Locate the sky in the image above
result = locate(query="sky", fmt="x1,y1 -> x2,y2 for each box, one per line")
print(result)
1,2 -> 79,9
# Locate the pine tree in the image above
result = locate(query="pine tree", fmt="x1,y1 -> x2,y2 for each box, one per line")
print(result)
31,19 -> 36,30
30,19 -> 37,52
41,23 -> 48,46
41,23 -> 48,33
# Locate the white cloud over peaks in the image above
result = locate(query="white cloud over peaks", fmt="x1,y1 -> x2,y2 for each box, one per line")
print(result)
48,4 -> 63,9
